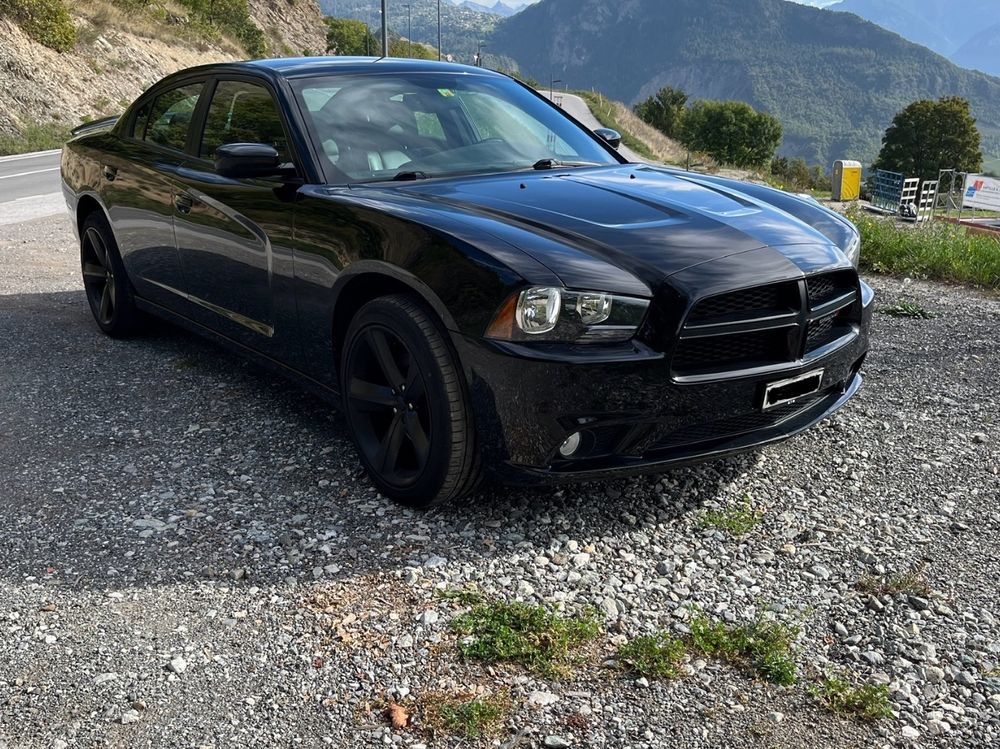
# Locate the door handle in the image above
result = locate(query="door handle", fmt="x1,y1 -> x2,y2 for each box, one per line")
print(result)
102,165 -> 117,182
175,194 -> 194,214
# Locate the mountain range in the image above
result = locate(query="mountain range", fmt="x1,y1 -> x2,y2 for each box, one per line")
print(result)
828,0 -> 1000,76
489,0 -> 1000,168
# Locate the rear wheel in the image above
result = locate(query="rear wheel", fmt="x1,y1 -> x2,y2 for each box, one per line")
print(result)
80,212 -> 143,337
341,295 -> 480,508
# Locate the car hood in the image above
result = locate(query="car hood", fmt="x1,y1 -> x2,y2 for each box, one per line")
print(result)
354,165 -> 850,295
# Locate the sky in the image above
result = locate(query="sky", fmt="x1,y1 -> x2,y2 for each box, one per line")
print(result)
466,0 -> 842,7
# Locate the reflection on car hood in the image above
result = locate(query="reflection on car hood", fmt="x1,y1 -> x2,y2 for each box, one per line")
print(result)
357,165 -> 850,292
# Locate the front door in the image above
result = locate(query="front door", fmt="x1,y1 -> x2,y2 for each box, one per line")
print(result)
172,77 -> 299,355
107,81 -> 206,311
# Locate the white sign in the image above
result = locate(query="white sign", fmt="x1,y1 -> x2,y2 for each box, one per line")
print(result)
963,174 -> 1000,211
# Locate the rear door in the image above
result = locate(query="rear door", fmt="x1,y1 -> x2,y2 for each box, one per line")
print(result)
171,76 -> 300,357
106,80 -> 207,310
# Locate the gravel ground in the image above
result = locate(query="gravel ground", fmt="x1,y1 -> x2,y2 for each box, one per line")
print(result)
1,214 -> 998,749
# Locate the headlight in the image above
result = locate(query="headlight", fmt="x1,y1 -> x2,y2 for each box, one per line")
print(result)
843,230 -> 861,268
486,286 -> 650,343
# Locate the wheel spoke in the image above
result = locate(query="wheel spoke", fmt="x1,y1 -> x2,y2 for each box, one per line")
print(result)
404,366 -> 424,403
349,377 -> 396,408
405,412 -> 430,466
108,278 -> 117,309
376,413 -> 405,474
82,263 -> 105,281
88,231 -> 109,269
99,284 -> 112,321
367,329 -> 405,388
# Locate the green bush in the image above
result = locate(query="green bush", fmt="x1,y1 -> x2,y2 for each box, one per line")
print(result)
680,100 -> 783,169
634,86 -> 688,139
0,0 -> 77,51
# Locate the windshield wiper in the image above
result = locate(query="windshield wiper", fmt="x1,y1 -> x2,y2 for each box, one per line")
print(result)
532,159 -> 602,170
391,170 -> 430,181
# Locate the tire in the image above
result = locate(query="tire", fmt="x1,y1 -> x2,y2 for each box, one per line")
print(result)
80,211 -> 143,337
340,295 -> 480,508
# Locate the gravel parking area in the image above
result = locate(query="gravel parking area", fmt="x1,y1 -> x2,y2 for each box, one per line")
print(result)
1,215 -> 998,749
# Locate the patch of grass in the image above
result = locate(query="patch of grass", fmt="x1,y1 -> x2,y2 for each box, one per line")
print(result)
847,205 -> 1000,289
698,500 -> 763,537
0,121 -> 68,156
809,675 -> 893,721
857,566 -> 931,598
877,301 -> 938,319
689,614 -> 799,685
450,601 -> 600,677
618,632 -> 687,678
436,586 -> 483,606
420,692 -> 511,741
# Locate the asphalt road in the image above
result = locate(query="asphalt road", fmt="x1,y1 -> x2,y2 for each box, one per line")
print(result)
557,92 -> 646,164
0,150 -> 65,226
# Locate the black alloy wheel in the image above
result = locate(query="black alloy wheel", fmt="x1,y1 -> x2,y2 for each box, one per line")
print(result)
79,212 -> 142,337
82,226 -> 117,327
341,295 -> 480,507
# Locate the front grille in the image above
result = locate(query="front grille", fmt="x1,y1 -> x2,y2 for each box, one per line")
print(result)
670,271 -> 860,378
672,329 -> 790,374
807,271 -> 855,307
688,284 -> 794,322
653,390 -> 828,450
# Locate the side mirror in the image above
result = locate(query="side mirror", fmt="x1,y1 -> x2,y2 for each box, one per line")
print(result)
594,128 -> 622,150
215,143 -> 282,179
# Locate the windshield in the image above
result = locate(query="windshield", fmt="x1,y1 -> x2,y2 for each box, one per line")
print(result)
291,72 -> 619,183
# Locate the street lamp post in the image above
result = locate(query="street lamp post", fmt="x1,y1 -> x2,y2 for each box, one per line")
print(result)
437,0 -> 442,60
380,0 -> 389,57
550,77 -> 562,101
477,40 -> 487,67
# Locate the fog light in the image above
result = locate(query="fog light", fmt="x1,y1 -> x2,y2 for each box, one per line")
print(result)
559,432 -> 582,458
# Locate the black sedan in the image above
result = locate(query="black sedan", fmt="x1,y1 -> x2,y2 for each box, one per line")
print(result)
61,57 -> 872,507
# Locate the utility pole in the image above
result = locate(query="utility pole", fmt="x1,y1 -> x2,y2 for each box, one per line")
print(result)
405,4 -> 411,58
437,0 -> 442,60
381,0 -> 389,57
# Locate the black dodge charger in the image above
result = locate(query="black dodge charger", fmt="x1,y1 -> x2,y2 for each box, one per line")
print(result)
61,57 -> 873,507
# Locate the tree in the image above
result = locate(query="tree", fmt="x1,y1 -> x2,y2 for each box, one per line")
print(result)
325,17 -> 377,56
633,87 -> 688,138
680,100 -> 783,169
872,97 -> 982,182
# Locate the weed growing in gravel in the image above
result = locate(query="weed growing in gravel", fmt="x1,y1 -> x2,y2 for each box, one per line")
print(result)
450,601 -> 601,677
689,614 -> 799,685
421,692 -> 512,740
698,500 -> 763,537
436,586 -> 484,606
618,632 -> 687,678
877,301 -> 939,319
809,675 -> 893,720
857,566 -> 931,597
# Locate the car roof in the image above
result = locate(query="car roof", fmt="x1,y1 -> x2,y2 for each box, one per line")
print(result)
170,57 -> 502,81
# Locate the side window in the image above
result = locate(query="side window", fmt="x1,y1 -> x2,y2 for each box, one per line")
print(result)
141,83 -> 204,151
199,80 -> 290,163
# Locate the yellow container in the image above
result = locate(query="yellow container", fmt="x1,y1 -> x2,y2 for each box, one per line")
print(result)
832,160 -> 862,201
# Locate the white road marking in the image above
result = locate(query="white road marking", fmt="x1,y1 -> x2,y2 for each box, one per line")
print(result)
0,149 -> 61,163
0,167 -> 60,180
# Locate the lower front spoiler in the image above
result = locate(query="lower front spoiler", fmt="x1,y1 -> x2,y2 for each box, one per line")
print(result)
496,371 -> 862,486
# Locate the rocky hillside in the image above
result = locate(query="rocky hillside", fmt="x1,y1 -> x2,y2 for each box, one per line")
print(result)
0,0 -> 326,141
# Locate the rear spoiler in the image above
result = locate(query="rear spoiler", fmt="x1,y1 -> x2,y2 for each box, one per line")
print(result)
71,115 -> 120,137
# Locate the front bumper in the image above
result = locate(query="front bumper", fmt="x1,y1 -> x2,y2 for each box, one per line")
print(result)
455,280 -> 873,484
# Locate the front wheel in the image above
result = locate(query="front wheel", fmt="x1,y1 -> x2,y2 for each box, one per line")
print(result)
341,295 -> 480,508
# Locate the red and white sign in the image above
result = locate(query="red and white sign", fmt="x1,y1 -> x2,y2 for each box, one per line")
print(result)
963,174 -> 1000,211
